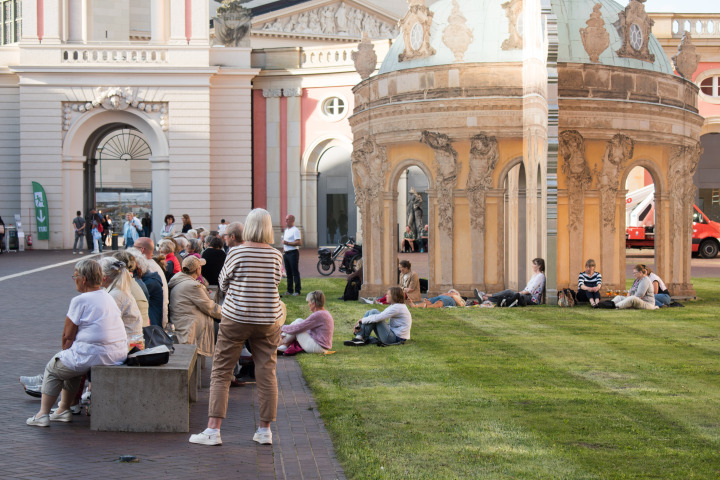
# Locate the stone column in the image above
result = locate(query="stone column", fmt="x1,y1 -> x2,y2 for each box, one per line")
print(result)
42,0 -> 63,44
301,171 -> 318,247
62,156 -> 85,248
168,0 -> 187,44
263,89 -> 282,235
67,0 -> 87,43
20,0 -> 40,44
284,88 -> 302,232
150,0 -> 168,44
149,156 -> 170,244
189,0 -> 209,45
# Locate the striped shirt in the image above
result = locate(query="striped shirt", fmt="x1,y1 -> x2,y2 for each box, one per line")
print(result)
578,271 -> 602,289
218,244 -> 284,325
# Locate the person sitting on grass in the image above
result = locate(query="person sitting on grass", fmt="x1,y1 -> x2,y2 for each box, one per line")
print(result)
411,289 -> 465,308
577,258 -> 602,306
611,264 -> 658,310
345,287 -> 412,346
364,260 -> 420,305
474,258 -> 546,307
278,290 -> 334,356
646,267 -> 671,307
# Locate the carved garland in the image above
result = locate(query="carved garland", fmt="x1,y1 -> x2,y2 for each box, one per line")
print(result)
597,133 -> 635,232
62,87 -> 168,132
559,130 -> 592,233
467,134 -> 499,233
351,135 -> 387,228
668,142 -> 703,239
421,131 -> 458,238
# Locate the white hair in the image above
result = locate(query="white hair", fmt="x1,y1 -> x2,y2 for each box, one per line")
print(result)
100,257 -> 132,295
126,247 -> 150,275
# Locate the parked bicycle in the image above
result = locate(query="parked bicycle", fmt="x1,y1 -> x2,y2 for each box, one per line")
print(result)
317,237 -> 362,276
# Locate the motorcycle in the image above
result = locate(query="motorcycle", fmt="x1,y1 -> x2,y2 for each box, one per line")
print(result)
317,237 -> 362,276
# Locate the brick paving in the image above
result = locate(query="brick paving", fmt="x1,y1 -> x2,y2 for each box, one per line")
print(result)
1,252 -> 345,480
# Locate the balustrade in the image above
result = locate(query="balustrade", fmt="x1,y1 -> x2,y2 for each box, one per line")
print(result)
61,47 -> 168,64
671,15 -> 720,38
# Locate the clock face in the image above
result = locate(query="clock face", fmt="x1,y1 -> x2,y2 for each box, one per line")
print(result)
629,23 -> 643,51
410,22 -> 423,51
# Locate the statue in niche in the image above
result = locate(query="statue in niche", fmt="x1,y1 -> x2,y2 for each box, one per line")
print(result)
560,130 -> 592,234
421,131 -> 458,237
597,133 -> 635,231
467,134 -> 499,232
407,187 -> 424,241
213,0 -> 252,47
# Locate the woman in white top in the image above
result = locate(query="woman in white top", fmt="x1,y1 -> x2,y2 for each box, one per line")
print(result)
346,286 -> 412,346
475,258 -> 546,306
100,257 -> 143,339
26,259 -> 127,427
646,267 -> 671,307
160,214 -> 177,238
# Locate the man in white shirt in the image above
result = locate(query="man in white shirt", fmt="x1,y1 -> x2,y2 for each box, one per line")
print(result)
134,237 -> 169,327
282,214 -> 302,296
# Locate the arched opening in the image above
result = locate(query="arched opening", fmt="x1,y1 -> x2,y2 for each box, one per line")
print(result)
397,166 -> 429,253
317,145 -> 355,245
624,165 -> 658,268
503,162 -> 527,290
696,132 -> 720,222
83,124 -> 153,245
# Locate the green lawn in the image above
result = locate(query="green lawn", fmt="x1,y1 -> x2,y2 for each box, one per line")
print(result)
280,278 -> 720,480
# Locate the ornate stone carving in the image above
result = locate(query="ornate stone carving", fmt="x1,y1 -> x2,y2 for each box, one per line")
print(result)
259,2 -> 398,40
467,134 -> 499,232
614,0 -> 655,63
597,134 -> 635,232
398,0 -> 436,62
672,32 -> 700,79
262,89 -> 283,98
351,135 -> 387,228
501,0 -> 523,51
442,0 -> 474,62
352,32 -> 378,80
421,131 -> 458,238
560,130 -> 592,233
283,88 -> 302,97
213,0 -> 252,47
579,4 -> 609,63
62,87 -> 168,132
669,142 -> 703,237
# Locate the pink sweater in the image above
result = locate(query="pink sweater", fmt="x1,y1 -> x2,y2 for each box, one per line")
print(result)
281,310 -> 334,350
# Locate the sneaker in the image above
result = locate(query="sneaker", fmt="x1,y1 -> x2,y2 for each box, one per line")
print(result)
508,299 -> 519,308
344,337 -> 367,346
20,374 -> 43,388
26,414 -> 49,427
23,384 -> 42,398
78,251 -> 84,254
253,429 -> 272,445
473,289 -> 485,302
277,345 -> 288,354
360,297 -> 374,304
500,298 -> 506,307
292,292 -> 300,296
49,409 -> 72,423
283,291 -> 292,296
51,404 -> 82,415
90,250 -> 99,254
189,431 -> 222,446
81,390 -> 91,404
73,251 -> 77,254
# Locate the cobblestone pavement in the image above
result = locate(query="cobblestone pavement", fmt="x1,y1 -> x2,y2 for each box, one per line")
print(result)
1,252 -> 345,480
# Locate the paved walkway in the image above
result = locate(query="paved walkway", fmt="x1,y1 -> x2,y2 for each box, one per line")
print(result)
1,251 -> 345,479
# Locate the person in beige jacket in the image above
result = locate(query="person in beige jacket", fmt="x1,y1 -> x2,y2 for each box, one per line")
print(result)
168,256 -> 222,357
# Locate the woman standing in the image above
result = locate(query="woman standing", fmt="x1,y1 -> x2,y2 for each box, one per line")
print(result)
189,208 -> 284,447
181,214 -> 193,234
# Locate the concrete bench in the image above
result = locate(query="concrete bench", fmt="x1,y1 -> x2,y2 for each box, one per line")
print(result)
90,344 -> 199,432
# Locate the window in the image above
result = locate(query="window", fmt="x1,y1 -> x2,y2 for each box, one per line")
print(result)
700,76 -> 719,97
1,0 -> 20,45
629,23 -> 643,51
322,96 -> 347,120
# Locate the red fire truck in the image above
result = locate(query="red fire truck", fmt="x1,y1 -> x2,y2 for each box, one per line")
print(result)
625,185 -> 720,258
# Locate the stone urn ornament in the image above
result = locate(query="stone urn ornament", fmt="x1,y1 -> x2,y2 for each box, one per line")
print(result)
672,32 -> 700,79
442,0 -> 474,62
352,32 -> 378,80
579,3 -> 609,63
213,0 -> 252,47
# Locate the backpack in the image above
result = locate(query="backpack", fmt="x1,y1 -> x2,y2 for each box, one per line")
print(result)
597,300 -> 616,309
342,277 -> 362,301
558,288 -> 576,307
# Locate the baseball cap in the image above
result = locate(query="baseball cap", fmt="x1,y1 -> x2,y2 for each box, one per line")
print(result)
182,256 -> 206,271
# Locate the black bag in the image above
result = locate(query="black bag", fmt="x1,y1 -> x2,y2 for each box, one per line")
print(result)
597,300 -> 616,309
342,277 -> 362,301
143,325 -> 175,353
419,278 -> 429,294
126,346 -> 171,366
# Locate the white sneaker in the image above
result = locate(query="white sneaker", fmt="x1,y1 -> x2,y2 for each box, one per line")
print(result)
90,250 -> 99,254
81,390 -> 91,404
49,409 -> 72,423
26,414 -> 49,427
253,428 -> 272,445
78,251 -> 84,254
360,297 -> 374,304
51,404 -> 81,415
73,251 -> 77,254
189,431 -> 222,446
19,374 -> 43,388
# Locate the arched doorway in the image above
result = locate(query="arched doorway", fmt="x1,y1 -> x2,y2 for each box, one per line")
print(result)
317,146 -> 355,245
83,125 -> 153,244
503,162 -> 527,290
624,165 -> 657,268
397,166 -> 429,252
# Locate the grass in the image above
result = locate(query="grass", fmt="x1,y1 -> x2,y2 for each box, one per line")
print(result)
279,278 -> 720,479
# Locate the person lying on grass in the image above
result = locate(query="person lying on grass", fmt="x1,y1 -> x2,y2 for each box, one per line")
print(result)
410,289 -> 466,308
345,286 -> 412,346
278,290 -> 334,356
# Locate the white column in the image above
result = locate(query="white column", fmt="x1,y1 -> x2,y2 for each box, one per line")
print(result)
20,0 -> 40,44
168,0 -> 187,44
149,155 -> 170,244
150,0 -> 168,44
42,0 -> 63,44
62,156 -> 85,248
67,0 -> 87,43
264,89 -> 282,232
285,87 -> 302,229
189,0 -> 209,45
301,172 -> 318,247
